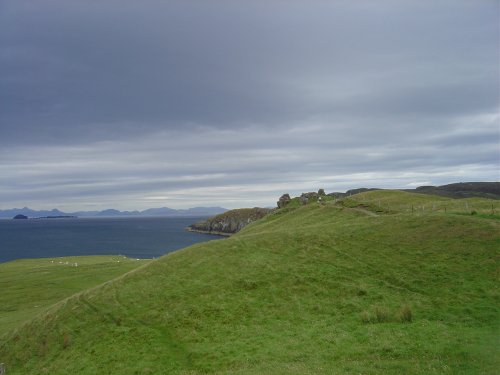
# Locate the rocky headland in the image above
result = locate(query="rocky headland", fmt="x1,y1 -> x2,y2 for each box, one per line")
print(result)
188,207 -> 273,236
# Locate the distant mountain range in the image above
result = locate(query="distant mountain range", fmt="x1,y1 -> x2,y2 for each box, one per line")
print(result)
0,206 -> 228,219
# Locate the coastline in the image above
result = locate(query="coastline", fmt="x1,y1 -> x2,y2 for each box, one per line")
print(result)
186,227 -> 232,237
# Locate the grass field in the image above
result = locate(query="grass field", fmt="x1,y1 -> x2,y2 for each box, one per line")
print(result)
340,189 -> 500,216
0,256 -> 150,336
0,190 -> 498,374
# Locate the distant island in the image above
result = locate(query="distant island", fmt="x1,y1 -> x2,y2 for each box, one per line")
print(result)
0,206 -> 228,219
12,214 -> 76,220
35,215 -> 77,219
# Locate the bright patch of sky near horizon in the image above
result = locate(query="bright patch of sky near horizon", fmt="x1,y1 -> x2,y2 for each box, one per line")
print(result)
0,0 -> 498,210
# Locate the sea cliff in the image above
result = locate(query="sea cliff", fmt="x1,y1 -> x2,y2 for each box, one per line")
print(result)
188,207 -> 272,235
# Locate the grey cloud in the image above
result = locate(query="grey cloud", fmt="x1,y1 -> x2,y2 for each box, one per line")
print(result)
1,121 -> 498,209
0,0 -> 498,209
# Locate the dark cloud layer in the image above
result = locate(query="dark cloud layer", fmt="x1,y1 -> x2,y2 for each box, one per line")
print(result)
0,0 -> 498,210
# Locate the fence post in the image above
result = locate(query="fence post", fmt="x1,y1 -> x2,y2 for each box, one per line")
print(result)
0,363 -> 6,375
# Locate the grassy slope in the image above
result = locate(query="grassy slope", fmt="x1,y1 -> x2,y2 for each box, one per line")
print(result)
341,189 -> 500,216
0,256 -> 150,337
0,191 -> 499,374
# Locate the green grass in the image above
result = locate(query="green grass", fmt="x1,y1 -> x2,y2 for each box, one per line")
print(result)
0,255 -> 150,336
340,189 -> 500,215
0,191 -> 499,374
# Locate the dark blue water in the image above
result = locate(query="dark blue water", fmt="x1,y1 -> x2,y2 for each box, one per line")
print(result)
0,217 -> 222,263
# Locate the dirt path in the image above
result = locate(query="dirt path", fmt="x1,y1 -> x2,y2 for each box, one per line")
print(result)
348,207 -> 379,217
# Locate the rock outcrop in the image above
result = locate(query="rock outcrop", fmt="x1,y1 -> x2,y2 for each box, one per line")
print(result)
277,189 -> 329,208
277,194 -> 291,208
13,214 -> 28,219
188,207 -> 273,236
299,192 -> 321,205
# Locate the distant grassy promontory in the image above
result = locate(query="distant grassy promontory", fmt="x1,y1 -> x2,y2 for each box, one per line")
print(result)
0,189 -> 498,374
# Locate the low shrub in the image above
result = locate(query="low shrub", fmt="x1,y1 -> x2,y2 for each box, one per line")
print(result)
360,311 -> 372,324
374,306 -> 391,323
361,305 -> 413,324
398,304 -> 413,323
62,333 -> 71,349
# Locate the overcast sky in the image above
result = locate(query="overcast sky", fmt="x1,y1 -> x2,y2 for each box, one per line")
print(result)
0,0 -> 498,210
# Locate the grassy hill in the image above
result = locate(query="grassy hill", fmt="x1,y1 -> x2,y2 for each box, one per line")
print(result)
0,191 -> 499,374
0,256 -> 150,337
341,189 -> 499,217
327,182 -> 500,200
410,182 -> 500,200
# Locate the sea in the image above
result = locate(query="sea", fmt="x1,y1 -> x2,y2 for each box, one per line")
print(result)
0,217 -> 222,263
